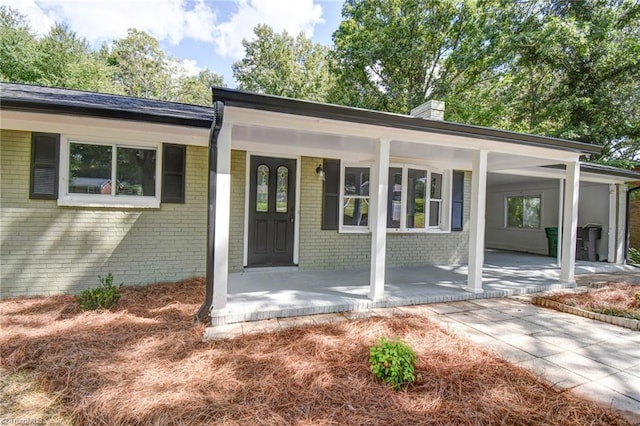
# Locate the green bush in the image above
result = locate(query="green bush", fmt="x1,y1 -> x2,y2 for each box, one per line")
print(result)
75,273 -> 122,311
369,337 -> 417,391
629,248 -> 640,264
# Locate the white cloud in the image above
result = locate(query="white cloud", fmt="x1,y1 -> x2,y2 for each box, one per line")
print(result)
2,0 -> 325,59
1,0 -> 55,36
173,58 -> 202,77
213,0 -> 324,59
2,0 -> 217,44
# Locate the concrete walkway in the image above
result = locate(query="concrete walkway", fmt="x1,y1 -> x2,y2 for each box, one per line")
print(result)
422,296 -> 640,422
206,276 -> 640,421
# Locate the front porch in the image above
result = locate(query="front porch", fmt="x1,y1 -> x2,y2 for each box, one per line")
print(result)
210,250 -> 634,325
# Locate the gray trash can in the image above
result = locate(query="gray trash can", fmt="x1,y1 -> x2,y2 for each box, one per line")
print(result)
578,225 -> 602,261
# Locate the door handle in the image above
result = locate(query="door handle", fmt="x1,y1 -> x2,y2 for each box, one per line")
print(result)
289,217 -> 294,223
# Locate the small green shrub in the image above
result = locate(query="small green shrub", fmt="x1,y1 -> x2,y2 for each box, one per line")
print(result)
369,337 -> 417,391
629,248 -> 640,264
634,292 -> 640,305
75,273 -> 122,311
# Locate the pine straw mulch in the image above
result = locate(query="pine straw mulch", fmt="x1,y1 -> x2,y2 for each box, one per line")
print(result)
0,278 -> 631,426
540,283 -> 640,320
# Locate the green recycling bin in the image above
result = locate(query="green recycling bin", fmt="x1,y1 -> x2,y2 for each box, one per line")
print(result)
545,227 -> 558,257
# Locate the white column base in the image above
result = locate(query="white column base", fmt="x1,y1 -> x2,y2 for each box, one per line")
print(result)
465,286 -> 484,294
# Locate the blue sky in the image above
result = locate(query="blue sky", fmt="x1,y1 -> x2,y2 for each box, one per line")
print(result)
4,0 -> 346,86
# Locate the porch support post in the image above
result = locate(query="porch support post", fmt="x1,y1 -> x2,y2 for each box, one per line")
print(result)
615,184 -> 627,264
466,149 -> 488,294
369,138 -> 390,300
560,161 -> 580,283
212,123 -> 232,312
607,184 -> 617,263
556,179 -> 564,267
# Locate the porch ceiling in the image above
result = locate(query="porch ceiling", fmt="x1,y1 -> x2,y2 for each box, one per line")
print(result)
231,122 -> 569,170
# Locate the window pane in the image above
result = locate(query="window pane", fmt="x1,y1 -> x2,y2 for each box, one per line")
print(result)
276,166 -> 288,213
429,200 -> 440,227
407,169 -> 427,229
506,196 -> 522,228
506,196 -> 541,228
256,164 -> 269,212
116,147 -> 156,196
343,197 -> 368,226
523,197 -> 541,228
344,167 -> 369,196
69,143 -> 112,195
430,173 -> 442,199
387,167 -> 402,228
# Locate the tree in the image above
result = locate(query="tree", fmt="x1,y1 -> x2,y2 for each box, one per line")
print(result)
174,68 -> 225,106
36,23 -> 116,92
330,0 -> 507,114
482,0 -> 640,162
108,29 -> 174,99
233,24 -> 333,102
0,6 -> 42,82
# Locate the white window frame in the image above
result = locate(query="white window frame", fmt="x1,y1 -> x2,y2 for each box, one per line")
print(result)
58,135 -> 162,208
387,164 -> 452,233
504,193 -> 543,230
339,162 -> 372,233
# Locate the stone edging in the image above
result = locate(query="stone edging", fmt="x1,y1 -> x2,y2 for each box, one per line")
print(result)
532,297 -> 640,331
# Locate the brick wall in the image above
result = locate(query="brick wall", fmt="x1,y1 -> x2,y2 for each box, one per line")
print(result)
297,156 -> 471,270
229,150 -> 246,272
0,129 -> 208,296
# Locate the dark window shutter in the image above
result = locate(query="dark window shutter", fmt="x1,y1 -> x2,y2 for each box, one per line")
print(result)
162,144 -> 186,203
451,171 -> 464,231
30,133 -> 60,199
321,159 -> 340,230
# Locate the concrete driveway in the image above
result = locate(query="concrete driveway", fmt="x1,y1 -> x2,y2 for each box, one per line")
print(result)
416,294 -> 640,422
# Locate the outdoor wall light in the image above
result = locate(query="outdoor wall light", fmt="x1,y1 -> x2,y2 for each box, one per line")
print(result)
316,164 -> 325,180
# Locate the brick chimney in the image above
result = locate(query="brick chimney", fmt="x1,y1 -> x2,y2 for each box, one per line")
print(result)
411,100 -> 445,121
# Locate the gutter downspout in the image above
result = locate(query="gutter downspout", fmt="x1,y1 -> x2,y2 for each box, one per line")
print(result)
625,184 -> 640,263
196,100 -> 225,323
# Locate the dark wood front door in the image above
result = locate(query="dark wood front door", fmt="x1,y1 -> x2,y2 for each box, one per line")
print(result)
248,156 -> 296,267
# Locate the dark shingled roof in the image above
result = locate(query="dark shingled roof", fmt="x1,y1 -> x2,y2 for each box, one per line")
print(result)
0,82 -> 610,160
1,82 -> 215,128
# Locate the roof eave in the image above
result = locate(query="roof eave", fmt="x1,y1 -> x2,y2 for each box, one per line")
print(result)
1,99 -> 213,129
212,87 -> 601,155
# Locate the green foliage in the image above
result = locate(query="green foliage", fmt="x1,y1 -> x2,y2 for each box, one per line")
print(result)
233,24 -> 333,102
635,292 -> 640,304
75,273 -> 122,311
629,248 -> 640,264
369,337 -> 417,390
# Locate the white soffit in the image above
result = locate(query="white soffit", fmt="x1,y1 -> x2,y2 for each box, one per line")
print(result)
224,106 -> 582,163
1,110 -> 210,146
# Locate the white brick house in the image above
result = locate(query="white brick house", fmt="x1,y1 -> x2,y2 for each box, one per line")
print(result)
1,83 -> 637,323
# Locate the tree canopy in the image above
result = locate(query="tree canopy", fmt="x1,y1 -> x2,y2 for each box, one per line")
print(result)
1,2 -> 638,163
232,24 -> 333,102
0,6 -> 224,105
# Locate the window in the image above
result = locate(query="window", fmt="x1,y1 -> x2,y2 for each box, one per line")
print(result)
336,163 -> 452,233
506,195 -> 541,229
59,138 -> 161,208
341,166 -> 370,229
429,172 -> 442,228
385,165 -> 450,232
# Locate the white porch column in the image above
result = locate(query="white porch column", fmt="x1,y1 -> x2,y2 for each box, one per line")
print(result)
556,179 -> 564,267
608,184 -> 617,263
560,161 -> 580,283
466,150 -> 488,293
615,184 -> 627,264
369,138 -> 390,300
212,123 -> 232,312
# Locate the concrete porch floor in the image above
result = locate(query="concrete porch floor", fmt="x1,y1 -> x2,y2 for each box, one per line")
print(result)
212,250 -> 635,325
